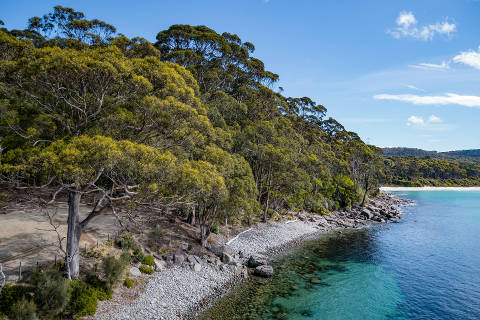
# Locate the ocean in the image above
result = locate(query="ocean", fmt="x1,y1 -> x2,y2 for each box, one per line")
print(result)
202,191 -> 480,320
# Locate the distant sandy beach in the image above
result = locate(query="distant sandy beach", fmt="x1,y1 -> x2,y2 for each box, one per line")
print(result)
381,186 -> 480,191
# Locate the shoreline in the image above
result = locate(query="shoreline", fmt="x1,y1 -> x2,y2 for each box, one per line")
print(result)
381,186 -> 480,191
94,193 -> 412,320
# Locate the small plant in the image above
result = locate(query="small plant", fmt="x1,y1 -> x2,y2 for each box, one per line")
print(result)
29,270 -> 70,318
120,251 -> 132,264
123,278 -> 135,288
158,247 -> 169,255
132,246 -> 145,263
210,225 -> 219,234
118,232 -> 134,249
207,237 -> 216,244
8,297 -> 37,320
139,265 -> 154,274
67,280 -> 98,316
85,275 -> 112,301
143,255 -> 155,266
102,255 -> 127,290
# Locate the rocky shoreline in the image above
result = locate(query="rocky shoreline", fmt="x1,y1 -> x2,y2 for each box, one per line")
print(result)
93,193 -> 413,320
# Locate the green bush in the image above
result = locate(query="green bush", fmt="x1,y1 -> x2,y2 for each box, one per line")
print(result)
0,284 -> 27,316
139,265 -> 154,274
118,232 -> 134,249
67,280 -> 98,316
210,225 -> 219,234
123,278 -> 135,288
85,275 -> 112,301
102,255 -> 127,290
29,270 -> 70,318
132,246 -> 144,263
120,251 -> 132,264
143,255 -> 155,266
8,297 -> 37,320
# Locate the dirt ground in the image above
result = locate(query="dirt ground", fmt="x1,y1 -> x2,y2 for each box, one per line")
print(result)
0,200 -> 122,282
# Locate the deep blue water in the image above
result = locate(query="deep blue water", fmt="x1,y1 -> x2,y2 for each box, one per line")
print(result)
203,191 -> 480,320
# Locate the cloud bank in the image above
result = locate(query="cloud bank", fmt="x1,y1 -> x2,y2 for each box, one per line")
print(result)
453,46 -> 480,70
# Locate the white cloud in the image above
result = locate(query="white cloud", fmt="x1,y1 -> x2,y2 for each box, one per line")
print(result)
407,115 -> 425,126
374,93 -> 480,107
408,61 -> 450,71
453,46 -> 480,70
387,11 -> 456,41
428,115 -> 442,123
405,84 -> 425,91
406,114 -> 448,130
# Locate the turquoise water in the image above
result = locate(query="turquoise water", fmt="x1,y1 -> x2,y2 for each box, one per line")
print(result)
203,191 -> 480,320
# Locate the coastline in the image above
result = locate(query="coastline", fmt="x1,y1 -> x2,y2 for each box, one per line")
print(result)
381,186 -> 480,191
93,193 -> 412,320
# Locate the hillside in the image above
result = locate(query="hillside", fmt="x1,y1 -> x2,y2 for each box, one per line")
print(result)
382,147 -> 480,160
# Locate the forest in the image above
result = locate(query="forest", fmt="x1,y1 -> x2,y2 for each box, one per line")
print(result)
0,5 -> 382,281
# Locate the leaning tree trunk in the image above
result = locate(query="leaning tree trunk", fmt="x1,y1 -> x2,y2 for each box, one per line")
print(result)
187,206 -> 196,225
65,190 -> 82,279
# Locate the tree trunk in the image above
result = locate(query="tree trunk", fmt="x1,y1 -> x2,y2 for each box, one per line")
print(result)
187,206 -> 196,225
263,191 -> 270,222
361,176 -> 370,207
65,190 -> 82,279
200,222 -> 208,247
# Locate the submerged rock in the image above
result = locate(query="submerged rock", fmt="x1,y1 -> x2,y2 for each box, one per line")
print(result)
247,254 -> 268,268
254,265 -> 274,277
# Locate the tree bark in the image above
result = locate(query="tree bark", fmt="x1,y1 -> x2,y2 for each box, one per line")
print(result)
65,190 -> 82,279
187,206 -> 196,225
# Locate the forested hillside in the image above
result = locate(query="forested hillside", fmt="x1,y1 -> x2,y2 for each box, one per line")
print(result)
0,7 -> 384,279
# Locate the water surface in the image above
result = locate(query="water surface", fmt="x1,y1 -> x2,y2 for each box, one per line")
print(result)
202,191 -> 480,320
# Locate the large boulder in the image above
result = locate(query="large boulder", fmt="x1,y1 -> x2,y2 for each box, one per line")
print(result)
130,266 -> 142,277
247,254 -> 268,268
361,208 -> 373,219
254,265 -> 274,277
174,253 -> 185,264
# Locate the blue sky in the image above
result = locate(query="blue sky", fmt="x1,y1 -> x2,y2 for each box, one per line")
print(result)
1,0 -> 480,151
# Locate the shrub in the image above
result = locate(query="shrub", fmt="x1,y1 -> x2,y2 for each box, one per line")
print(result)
85,275 -> 112,301
143,255 -> 155,266
8,297 -> 37,320
123,278 -> 135,288
120,251 -> 132,264
118,232 -> 134,249
210,225 -> 219,234
139,265 -> 154,274
0,284 -> 27,316
29,270 -> 70,318
102,255 -> 127,290
67,280 -> 98,316
132,246 -> 144,263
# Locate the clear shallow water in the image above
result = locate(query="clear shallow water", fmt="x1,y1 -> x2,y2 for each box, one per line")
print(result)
202,191 -> 480,320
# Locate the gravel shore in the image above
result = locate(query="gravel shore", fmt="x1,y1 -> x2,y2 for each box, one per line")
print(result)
93,193 -> 411,320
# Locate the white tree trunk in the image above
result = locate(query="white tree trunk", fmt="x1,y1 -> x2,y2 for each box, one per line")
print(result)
65,190 -> 82,279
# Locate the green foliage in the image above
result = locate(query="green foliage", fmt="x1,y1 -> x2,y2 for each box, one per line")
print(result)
123,278 -> 135,288
67,280 -> 98,316
118,232 -> 135,249
8,297 -> 37,320
132,246 -> 145,263
102,255 -> 127,290
85,275 -> 112,301
143,255 -> 155,266
210,225 -> 219,235
139,265 -> 154,274
29,270 -> 70,318
0,284 -> 27,316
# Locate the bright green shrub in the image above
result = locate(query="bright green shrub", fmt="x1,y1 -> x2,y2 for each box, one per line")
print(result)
210,225 -> 219,234
29,270 -> 70,318
143,255 -> 155,266
67,280 -> 98,316
85,275 -> 112,301
8,297 -> 37,320
123,278 -> 135,288
139,265 -> 154,274
102,255 -> 127,290
0,284 -> 27,316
